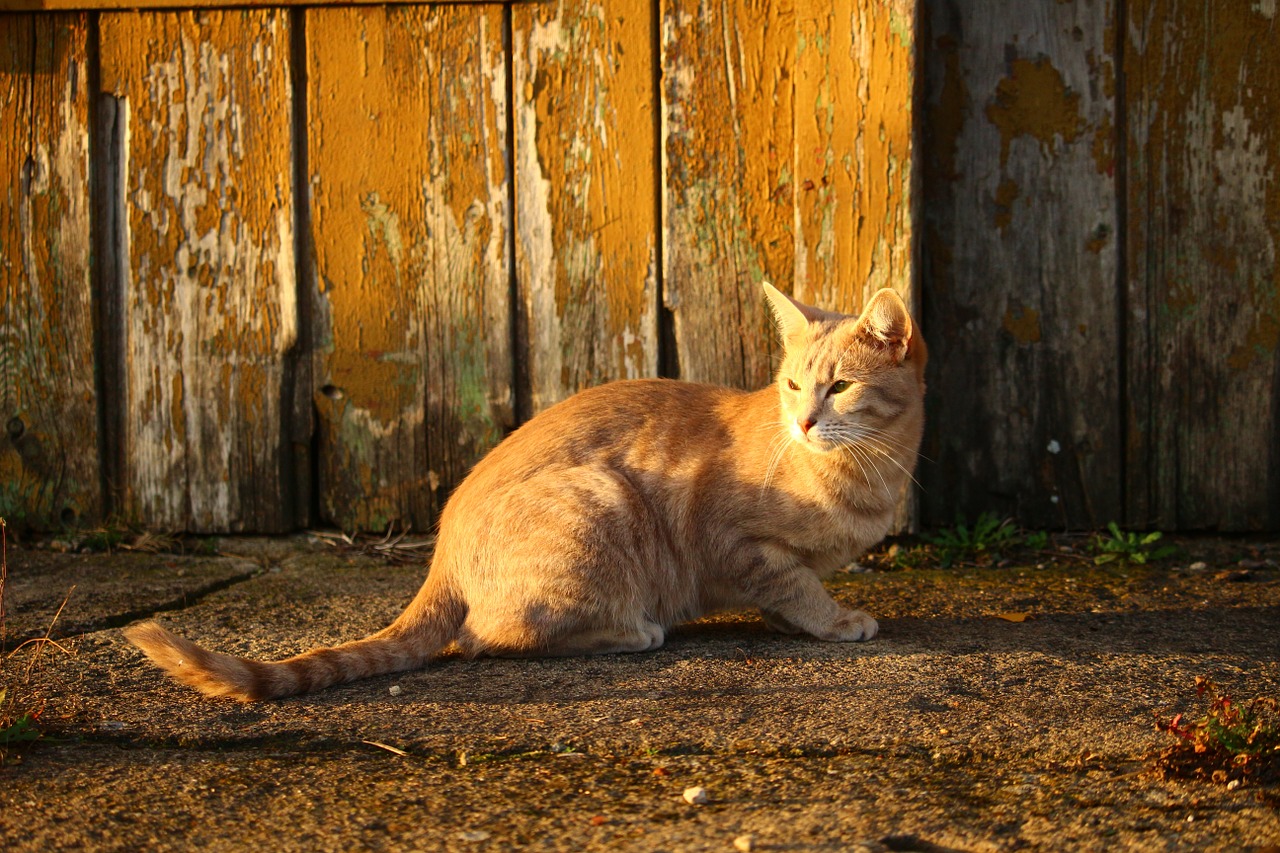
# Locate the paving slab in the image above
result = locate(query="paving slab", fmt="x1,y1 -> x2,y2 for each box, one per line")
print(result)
1,536 -> 1278,851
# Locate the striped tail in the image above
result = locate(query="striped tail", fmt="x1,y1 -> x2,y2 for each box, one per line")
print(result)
124,585 -> 464,702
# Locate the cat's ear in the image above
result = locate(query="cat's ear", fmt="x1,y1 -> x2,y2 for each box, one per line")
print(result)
763,282 -> 827,345
856,289 -> 914,363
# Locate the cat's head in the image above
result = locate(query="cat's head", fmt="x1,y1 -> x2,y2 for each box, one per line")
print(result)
763,282 -> 927,456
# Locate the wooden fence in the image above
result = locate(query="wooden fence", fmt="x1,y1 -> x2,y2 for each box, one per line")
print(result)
1,0 -> 1276,535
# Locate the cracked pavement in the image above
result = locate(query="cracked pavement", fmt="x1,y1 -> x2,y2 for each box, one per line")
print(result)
2,535 -> 1279,851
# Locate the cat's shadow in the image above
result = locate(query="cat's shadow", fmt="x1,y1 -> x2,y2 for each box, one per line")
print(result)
288,602 -> 1276,709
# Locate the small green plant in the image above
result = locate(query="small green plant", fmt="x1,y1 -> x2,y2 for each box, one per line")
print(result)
77,523 -> 129,553
0,689 -> 42,747
1023,530 -> 1050,551
1153,677 -> 1280,795
924,513 -> 1019,567
1092,521 -> 1176,565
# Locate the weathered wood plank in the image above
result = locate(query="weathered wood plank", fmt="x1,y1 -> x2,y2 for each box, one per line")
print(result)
661,0 -> 796,390
100,10 -> 297,532
0,13 -> 99,529
513,0 -> 658,413
1124,0 -> 1280,530
307,5 -> 511,533
791,0 -> 919,530
919,0 -> 1121,528
792,0 -> 914,314
2,0 -> 517,9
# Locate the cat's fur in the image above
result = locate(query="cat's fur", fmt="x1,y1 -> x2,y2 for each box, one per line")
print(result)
125,283 -> 927,701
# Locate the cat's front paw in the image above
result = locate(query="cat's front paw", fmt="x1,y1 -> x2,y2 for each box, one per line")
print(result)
819,609 -> 878,642
762,610 -> 803,635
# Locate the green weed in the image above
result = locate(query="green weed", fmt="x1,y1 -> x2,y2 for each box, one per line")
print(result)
1153,677 -> 1280,796
924,513 -> 1020,568
1092,522 -> 1176,566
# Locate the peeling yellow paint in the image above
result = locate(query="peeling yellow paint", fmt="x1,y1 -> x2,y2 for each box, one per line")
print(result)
664,0 -> 799,389
308,5 -> 509,530
101,9 -> 295,530
516,0 -> 657,409
985,57 -> 1085,167
1002,304 -> 1042,344
993,178 -> 1019,232
794,0 -> 914,315
0,13 -> 99,526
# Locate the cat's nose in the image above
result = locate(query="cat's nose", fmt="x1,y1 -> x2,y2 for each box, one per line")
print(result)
799,417 -> 817,435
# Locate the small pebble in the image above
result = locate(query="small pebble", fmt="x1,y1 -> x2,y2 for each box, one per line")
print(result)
1189,561 -> 1208,571
389,684 -> 402,696
733,834 -> 755,852
683,786 -> 709,805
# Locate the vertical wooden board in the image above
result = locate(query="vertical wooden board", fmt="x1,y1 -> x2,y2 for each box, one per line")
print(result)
662,0 -> 796,389
792,0 -> 918,530
514,0 -> 658,413
100,10 -> 296,532
919,0 -> 1121,528
792,0 -> 914,314
1125,0 -> 1280,530
0,14 -> 98,530
307,5 -> 511,532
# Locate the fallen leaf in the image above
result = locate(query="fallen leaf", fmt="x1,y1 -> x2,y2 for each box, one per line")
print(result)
994,612 -> 1032,623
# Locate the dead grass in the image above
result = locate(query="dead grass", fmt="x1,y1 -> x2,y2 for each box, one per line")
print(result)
1,518 -> 77,762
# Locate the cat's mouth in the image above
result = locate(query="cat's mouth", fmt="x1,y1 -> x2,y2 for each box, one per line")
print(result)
790,425 -> 837,454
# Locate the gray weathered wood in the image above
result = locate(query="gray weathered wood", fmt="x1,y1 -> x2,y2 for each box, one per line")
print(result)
1124,0 -> 1280,530
919,0 -> 1121,529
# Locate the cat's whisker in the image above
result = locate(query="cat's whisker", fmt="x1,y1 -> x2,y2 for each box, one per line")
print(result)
841,440 -> 895,502
848,436 -> 924,492
762,428 -> 792,493
850,424 -> 933,463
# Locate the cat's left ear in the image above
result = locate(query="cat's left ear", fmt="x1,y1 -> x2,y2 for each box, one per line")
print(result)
763,282 -> 830,344
856,289 -> 914,363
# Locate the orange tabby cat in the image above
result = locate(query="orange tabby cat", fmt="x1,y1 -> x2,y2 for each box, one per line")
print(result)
126,283 -> 927,700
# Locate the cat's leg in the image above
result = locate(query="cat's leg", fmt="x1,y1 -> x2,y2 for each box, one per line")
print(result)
743,547 -> 878,642
760,610 -> 804,635
542,618 -> 666,656
462,615 -> 665,658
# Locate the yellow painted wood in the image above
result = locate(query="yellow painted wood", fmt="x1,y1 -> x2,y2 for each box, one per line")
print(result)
1,0 -> 510,9
662,0 -> 797,391
793,0 -> 914,314
307,5 -> 511,533
0,13 -> 98,529
1125,0 -> 1280,529
514,0 -> 658,413
100,10 -> 296,532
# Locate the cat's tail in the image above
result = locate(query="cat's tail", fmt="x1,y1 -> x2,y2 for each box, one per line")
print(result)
123,578 -> 465,702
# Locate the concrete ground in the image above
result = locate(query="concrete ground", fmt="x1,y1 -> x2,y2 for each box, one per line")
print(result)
1,534 -> 1278,852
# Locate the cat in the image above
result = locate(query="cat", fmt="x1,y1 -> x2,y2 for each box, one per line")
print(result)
125,282 -> 927,701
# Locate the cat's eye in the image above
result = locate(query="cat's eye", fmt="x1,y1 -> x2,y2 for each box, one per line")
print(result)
828,380 -> 852,395
785,378 -> 800,391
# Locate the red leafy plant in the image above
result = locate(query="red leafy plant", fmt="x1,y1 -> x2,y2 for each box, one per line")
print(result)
1153,677 -> 1280,798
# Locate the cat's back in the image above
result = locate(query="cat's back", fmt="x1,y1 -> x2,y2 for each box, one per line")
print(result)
457,378 -> 748,492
